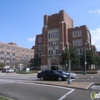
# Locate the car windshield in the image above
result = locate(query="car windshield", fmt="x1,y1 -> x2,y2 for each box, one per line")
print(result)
54,71 -> 59,74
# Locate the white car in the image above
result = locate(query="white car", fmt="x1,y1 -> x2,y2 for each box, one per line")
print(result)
6,68 -> 15,73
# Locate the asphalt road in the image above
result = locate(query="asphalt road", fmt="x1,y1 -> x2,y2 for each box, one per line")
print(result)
0,72 -> 100,100
74,72 -> 100,83
0,81 -> 73,100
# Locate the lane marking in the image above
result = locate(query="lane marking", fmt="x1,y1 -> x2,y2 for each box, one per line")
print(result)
58,89 -> 75,100
91,76 -> 94,78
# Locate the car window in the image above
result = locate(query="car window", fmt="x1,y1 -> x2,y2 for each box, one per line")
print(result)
54,71 -> 59,74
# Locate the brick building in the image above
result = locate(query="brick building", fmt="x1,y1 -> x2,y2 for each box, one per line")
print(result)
0,42 -> 34,66
34,10 -> 96,70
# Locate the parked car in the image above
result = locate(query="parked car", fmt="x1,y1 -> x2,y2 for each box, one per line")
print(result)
37,70 -> 68,81
2,68 -> 7,73
6,68 -> 15,73
56,70 -> 77,79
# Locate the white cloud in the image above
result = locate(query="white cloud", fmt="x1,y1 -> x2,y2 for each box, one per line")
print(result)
27,37 -> 36,42
90,28 -> 100,51
89,9 -> 100,14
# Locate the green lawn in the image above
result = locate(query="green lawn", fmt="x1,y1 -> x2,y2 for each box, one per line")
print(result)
16,70 -> 38,74
0,96 -> 10,100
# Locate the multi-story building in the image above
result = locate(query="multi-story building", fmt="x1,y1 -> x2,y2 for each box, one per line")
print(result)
34,10 -> 95,70
0,42 -> 34,66
35,10 -> 73,70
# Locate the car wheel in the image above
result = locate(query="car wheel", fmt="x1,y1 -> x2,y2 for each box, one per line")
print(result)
40,77 -> 44,80
58,77 -> 62,81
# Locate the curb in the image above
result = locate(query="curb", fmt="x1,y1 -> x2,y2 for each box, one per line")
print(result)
36,82 -> 94,90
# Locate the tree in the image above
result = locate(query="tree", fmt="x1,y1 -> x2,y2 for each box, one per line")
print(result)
61,46 -> 79,70
11,59 -> 29,69
69,46 -> 79,67
95,56 -> 100,67
0,63 -> 5,68
29,54 -> 41,69
61,48 -> 69,66
80,49 -> 97,70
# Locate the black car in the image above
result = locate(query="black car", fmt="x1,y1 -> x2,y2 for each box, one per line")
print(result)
2,68 -> 7,73
37,70 -> 68,81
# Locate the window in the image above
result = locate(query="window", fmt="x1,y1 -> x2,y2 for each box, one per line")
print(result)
51,33 -> 53,38
1,51 -> 4,54
49,50 -> 50,56
73,39 -> 82,46
18,49 -> 20,53
78,30 -> 82,37
6,57 -> 10,60
1,57 -> 4,60
22,50 -> 24,52
1,45 -> 4,49
78,39 -> 82,46
77,48 -> 83,55
56,40 -> 59,46
56,49 -> 59,55
57,32 -> 59,38
48,34 -> 50,38
51,50 -> 53,55
38,38 -> 42,43
48,42 -> 50,47
6,63 -> 10,65
48,28 -> 59,39
12,53 -> 15,56
6,52 -> 10,55
51,41 -> 53,47
72,30 -> 82,37
38,45 -> 42,50
12,48 -> 15,50
7,46 -> 10,50
73,40 -> 77,46
72,31 -> 76,37
48,50 -> 53,56
38,52 -> 41,57
12,58 -> 15,60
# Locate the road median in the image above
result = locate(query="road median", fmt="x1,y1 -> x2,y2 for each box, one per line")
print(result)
36,81 -> 94,90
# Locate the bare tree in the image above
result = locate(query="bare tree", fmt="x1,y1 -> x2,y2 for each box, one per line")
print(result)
11,59 -> 30,69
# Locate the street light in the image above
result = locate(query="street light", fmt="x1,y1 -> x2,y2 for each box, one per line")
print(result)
66,42 -> 72,84
84,43 -> 87,74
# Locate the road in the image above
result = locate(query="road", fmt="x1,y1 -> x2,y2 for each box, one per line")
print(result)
74,72 -> 100,82
0,72 -> 100,100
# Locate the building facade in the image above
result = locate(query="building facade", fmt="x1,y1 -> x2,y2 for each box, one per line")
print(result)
68,25 -> 92,55
34,10 -> 95,70
0,42 -> 34,66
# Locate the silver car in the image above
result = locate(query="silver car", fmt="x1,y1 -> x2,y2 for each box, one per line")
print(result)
56,70 -> 77,79
6,68 -> 15,73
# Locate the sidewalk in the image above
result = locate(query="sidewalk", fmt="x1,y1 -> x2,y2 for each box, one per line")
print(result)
36,81 -> 94,90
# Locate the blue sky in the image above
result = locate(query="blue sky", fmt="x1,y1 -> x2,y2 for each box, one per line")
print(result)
0,0 -> 100,50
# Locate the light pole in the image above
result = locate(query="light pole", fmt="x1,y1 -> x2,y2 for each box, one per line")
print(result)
84,43 -> 87,74
67,42 -> 72,84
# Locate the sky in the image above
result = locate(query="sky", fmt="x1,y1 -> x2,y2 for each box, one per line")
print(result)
0,0 -> 100,50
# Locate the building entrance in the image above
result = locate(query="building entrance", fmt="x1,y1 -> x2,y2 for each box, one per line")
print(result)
51,62 -> 59,70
